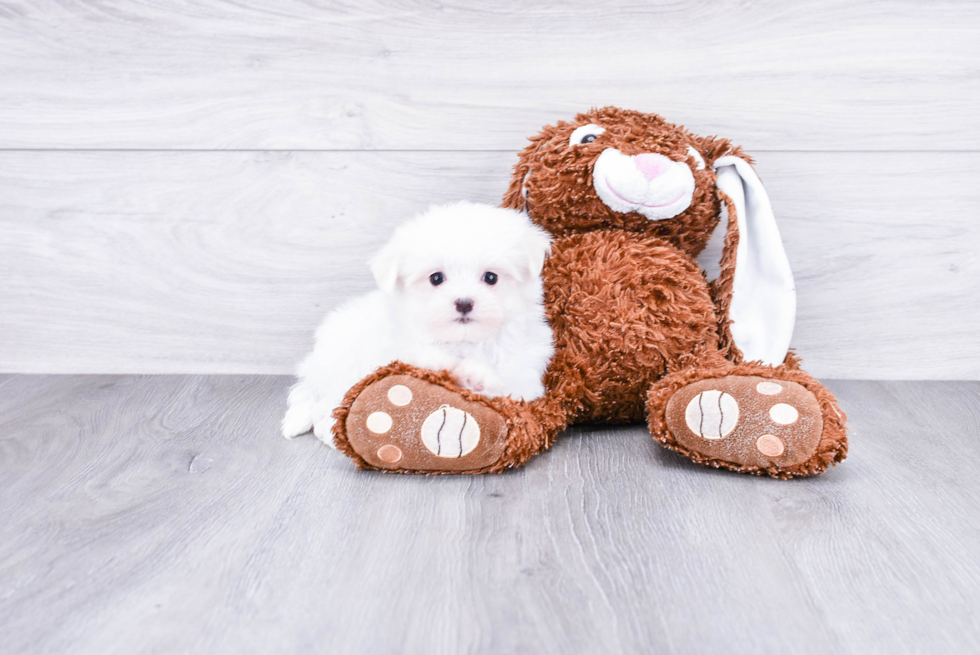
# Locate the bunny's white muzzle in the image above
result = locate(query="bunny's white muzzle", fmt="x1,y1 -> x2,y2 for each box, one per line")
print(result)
593,149 -> 695,220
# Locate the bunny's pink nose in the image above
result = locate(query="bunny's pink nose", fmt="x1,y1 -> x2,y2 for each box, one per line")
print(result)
634,153 -> 671,181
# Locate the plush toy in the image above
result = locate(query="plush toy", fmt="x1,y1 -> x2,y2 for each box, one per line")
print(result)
331,107 -> 848,478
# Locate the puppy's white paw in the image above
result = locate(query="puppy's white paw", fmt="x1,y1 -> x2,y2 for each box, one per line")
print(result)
304,396 -> 342,449
453,360 -> 505,397
282,382 -> 319,439
313,419 -> 340,449
405,346 -> 459,375
281,403 -> 314,439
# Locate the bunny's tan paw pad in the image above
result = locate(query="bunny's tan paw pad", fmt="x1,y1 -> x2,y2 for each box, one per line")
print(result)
664,376 -> 823,471
344,375 -> 508,472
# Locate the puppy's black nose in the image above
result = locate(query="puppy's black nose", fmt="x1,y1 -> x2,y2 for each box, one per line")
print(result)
454,298 -> 474,315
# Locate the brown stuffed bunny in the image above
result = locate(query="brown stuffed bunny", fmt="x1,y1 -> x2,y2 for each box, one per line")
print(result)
331,107 -> 848,478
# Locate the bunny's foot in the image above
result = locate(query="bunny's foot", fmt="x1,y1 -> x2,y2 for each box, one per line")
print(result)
332,362 -> 563,474
647,362 -> 847,478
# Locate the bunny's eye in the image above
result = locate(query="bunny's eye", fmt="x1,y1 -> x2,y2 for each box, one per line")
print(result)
569,124 -> 605,147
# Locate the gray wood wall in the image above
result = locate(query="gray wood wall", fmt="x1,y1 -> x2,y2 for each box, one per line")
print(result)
1,1 -> 977,379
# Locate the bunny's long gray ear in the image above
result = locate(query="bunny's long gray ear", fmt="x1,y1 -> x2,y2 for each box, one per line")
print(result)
712,156 -> 796,366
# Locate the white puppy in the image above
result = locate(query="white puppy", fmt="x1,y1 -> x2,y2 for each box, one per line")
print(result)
281,201 -> 554,446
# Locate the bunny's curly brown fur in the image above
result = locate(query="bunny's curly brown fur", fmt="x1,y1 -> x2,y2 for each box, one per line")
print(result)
333,107 -> 847,477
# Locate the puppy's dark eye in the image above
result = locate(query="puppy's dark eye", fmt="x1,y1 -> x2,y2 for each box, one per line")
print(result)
429,272 -> 445,286
581,135 -> 596,144
482,272 -> 498,285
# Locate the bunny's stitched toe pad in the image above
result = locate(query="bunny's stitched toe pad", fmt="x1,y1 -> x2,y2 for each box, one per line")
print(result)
343,374 -> 508,473
657,373 -> 837,477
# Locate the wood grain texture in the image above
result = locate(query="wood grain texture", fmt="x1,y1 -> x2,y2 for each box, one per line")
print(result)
1,151 -> 977,378
0,375 -> 978,654
0,1 -> 977,150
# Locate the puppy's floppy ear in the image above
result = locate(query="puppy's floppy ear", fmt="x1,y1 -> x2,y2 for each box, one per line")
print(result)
369,242 -> 401,293
712,155 -> 796,366
521,220 -> 552,278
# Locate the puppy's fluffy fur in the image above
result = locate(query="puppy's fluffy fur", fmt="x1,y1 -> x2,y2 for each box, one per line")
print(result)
282,201 -> 554,445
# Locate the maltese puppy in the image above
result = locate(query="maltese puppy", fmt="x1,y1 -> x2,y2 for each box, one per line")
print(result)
281,201 -> 554,446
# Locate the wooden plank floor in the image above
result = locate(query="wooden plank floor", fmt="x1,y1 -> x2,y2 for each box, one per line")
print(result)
1,375 -> 978,654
